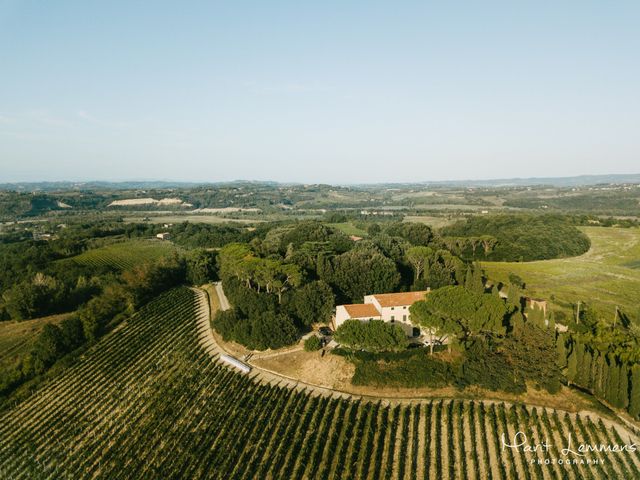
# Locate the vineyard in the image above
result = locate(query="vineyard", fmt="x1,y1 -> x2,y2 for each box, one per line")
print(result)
68,239 -> 176,270
1,287 -> 639,479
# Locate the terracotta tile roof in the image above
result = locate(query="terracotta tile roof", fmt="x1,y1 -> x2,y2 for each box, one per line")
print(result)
342,303 -> 381,318
371,291 -> 429,307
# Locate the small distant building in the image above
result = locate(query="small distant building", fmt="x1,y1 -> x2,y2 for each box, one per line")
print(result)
33,233 -> 54,241
335,290 -> 430,336
156,232 -> 171,241
525,297 -> 548,317
349,235 -> 363,242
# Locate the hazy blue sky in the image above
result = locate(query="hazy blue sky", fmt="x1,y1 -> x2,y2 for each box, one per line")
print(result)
1,1 -> 639,183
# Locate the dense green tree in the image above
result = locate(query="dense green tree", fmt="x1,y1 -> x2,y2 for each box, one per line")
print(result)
384,222 -> 435,247
410,299 -> 458,354
458,338 -> 526,394
423,250 -> 465,289
410,286 -> 509,345
22,323 -> 66,375
59,316 -> 85,351
285,280 -> 334,327
329,247 -> 400,303
406,246 -> 433,283
1,273 -> 66,320
502,324 -> 561,393
185,249 -> 218,285
367,223 -> 382,236
370,235 -> 411,264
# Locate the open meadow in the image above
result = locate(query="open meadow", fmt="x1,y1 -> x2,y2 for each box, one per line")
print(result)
482,227 -> 640,320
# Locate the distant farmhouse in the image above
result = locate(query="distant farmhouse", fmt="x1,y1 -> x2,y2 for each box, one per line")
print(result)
156,232 -> 171,241
335,290 -> 430,336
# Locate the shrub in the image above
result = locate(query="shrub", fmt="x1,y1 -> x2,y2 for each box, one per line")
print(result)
304,335 -> 322,351
348,350 -> 457,388
335,320 -> 406,352
212,308 -> 299,351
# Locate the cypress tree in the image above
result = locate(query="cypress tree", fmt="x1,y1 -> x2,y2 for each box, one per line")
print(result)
578,347 -> 593,389
608,355 -> 620,406
628,365 -> 640,419
574,341 -> 585,386
567,342 -> 578,384
471,263 -> 484,294
548,311 -> 555,331
603,354 -> 612,404
556,334 -> 567,369
594,352 -> 605,398
507,285 -> 520,309
464,265 -> 473,291
618,363 -> 629,410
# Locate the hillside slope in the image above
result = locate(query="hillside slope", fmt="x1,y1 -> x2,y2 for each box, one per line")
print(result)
1,287 -> 638,479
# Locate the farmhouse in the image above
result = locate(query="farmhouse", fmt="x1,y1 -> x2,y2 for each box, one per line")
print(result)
525,297 -> 548,317
156,232 -> 171,241
335,290 -> 430,336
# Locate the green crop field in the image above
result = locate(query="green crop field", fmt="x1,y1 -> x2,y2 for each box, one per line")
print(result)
1,287 -> 638,479
68,239 -> 177,270
482,227 -> 640,320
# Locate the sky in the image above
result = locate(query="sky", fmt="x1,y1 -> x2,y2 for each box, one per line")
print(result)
1,1 -> 639,184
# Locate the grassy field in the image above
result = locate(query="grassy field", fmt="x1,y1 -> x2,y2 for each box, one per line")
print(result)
69,239 -> 177,270
482,227 -> 640,320
326,222 -> 368,237
1,287 -> 638,479
403,215 -> 459,229
0,313 -> 70,370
